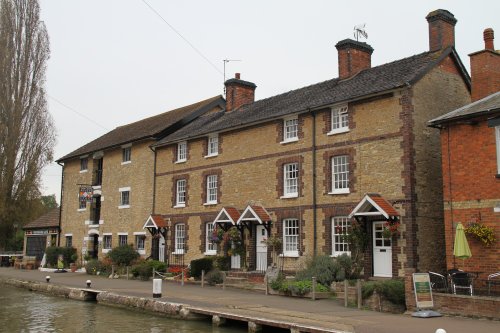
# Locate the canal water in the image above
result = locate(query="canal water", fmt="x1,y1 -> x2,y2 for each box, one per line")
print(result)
0,287 -> 246,333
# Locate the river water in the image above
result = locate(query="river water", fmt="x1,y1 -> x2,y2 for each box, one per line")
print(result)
0,287 -> 246,333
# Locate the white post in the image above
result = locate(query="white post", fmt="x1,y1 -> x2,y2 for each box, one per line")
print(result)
153,278 -> 162,298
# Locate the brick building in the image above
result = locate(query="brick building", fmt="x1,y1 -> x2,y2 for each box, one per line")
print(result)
56,96 -> 224,260
148,9 -> 471,278
429,28 -> 500,278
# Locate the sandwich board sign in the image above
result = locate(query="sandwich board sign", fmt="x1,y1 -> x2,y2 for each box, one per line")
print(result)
412,273 -> 442,318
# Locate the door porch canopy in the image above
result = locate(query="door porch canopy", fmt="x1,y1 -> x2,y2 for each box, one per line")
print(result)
212,207 -> 241,232
348,193 -> 400,223
237,204 -> 273,235
143,214 -> 170,238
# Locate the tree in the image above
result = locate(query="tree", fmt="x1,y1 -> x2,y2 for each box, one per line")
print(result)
0,0 -> 55,250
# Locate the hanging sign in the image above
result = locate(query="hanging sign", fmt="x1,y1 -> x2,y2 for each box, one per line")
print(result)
413,273 -> 433,309
79,186 -> 94,203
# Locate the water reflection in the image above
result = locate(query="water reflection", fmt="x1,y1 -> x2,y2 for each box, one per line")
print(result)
0,287 -> 244,333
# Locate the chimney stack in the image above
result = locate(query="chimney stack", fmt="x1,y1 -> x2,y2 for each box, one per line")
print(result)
224,73 -> 257,112
335,39 -> 373,80
426,9 -> 457,51
469,28 -> 500,101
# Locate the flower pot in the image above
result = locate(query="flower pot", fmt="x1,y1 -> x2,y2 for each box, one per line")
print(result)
70,263 -> 77,272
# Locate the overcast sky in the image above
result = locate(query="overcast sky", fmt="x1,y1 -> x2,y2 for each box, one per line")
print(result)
38,0 -> 499,203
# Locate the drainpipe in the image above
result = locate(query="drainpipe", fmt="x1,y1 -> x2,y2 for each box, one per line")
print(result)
447,126 -> 455,268
310,108 -> 318,257
56,161 -> 64,247
149,145 -> 157,214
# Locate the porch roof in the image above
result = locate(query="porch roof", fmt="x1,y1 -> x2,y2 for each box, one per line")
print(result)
143,214 -> 169,229
348,193 -> 400,219
212,207 -> 241,226
237,205 -> 272,224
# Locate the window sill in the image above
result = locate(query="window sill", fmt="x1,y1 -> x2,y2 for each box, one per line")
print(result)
280,138 -> 299,145
331,253 -> 351,257
137,249 -> 146,255
172,251 -> 185,255
79,170 -> 88,174
204,154 -> 218,159
280,253 -> 300,258
88,224 -> 99,228
175,159 -> 186,164
327,128 -> 349,136
280,194 -> 298,199
102,249 -> 111,253
77,208 -> 86,212
204,202 -> 217,206
121,161 -> 131,165
118,205 -> 130,209
328,190 -> 350,195
174,204 -> 186,208
204,251 -> 216,256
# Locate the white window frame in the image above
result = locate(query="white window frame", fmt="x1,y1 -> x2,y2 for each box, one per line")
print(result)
135,234 -> 145,253
80,157 -> 88,173
118,234 -> 128,247
175,179 -> 186,207
330,155 -> 350,194
328,105 -> 349,135
206,175 -> 218,204
121,145 -> 131,165
174,223 -> 185,254
65,235 -> 73,248
206,134 -> 219,157
177,141 -> 187,163
282,163 -> 299,198
496,126 -> 500,174
205,223 -> 216,255
119,187 -> 130,208
103,234 -> 112,250
282,116 -> 299,143
331,216 -> 351,257
282,218 -> 299,257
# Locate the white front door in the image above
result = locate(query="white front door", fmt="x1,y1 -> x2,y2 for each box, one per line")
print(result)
373,222 -> 392,277
159,234 -> 165,262
256,225 -> 268,271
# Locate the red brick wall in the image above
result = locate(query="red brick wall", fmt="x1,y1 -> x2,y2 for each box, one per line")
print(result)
470,50 -> 500,102
226,84 -> 255,112
337,48 -> 371,79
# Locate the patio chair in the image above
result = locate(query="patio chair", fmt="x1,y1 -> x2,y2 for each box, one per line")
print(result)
451,272 -> 473,296
428,271 -> 448,293
487,272 -> 500,296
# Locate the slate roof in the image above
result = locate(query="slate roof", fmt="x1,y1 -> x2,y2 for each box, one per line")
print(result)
23,208 -> 60,230
429,91 -> 500,126
57,95 -> 225,162
156,47 -> 468,145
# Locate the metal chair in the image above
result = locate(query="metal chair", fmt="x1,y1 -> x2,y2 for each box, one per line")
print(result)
487,272 -> 500,296
428,271 -> 448,293
451,272 -> 473,296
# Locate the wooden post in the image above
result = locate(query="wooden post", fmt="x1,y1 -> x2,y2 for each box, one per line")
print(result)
153,267 -> 156,280
265,275 -> 268,295
357,279 -> 362,309
111,265 -> 114,277
201,270 -> 205,288
223,271 -> 226,290
344,279 -> 348,307
181,270 -> 184,286
312,277 -> 317,301
126,266 -> 129,280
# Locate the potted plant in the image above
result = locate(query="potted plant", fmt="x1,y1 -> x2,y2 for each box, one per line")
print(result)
70,253 -> 78,272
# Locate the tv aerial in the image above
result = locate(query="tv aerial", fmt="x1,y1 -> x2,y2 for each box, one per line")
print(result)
223,59 -> 242,96
354,24 -> 368,41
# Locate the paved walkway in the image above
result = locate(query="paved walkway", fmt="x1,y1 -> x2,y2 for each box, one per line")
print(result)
0,268 -> 498,333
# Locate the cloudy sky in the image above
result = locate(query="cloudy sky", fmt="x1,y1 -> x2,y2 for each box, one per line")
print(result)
39,0 -> 499,202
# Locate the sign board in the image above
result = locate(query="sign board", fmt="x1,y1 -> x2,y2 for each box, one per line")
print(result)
413,273 -> 433,309
79,186 -> 94,203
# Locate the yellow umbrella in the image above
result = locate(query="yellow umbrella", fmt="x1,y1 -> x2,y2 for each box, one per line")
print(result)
453,223 -> 472,260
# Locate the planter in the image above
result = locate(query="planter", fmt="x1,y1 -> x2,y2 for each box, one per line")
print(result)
268,289 -> 332,299
70,263 -> 77,272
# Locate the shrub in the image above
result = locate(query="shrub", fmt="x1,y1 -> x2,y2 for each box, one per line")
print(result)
361,279 -> 405,305
45,247 -> 77,267
190,257 -> 214,279
270,277 -> 329,295
131,260 -> 167,281
85,259 -> 112,276
295,255 -> 341,287
336,253 -> 360,280
213,256 -> 230,271
205,269 -> 224,285
107,245 -> 139,266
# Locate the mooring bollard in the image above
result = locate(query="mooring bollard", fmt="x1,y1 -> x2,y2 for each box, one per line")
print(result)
201,270 -> 205,288
86,279 -> 92,288
153,278 -> 162,298
45,275 -> 50,283
312,276 -> 317,301
357,279 -> 362,309
344,279 -> 348,307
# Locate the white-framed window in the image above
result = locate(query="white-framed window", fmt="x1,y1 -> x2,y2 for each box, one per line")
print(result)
283,163 -> 299,198
496,126 -> 500,174
205,223 -> 216,255
207,134 -> 219,157
118,234 -> 128,246
283,117 -> 298,142
119,187 -> 130,208
80,157 -> 88,172
177,141 -> 187,162
135,235 -> 145,251
176,179 -> 186,207
206,175 -> 218,204
65,235 -> 72,248
332,216 -> 351,256
174,223 -> 185,254
103,235 -> 112,249
329,105 -> 349,135
331,155 -> 349,194
122,146 -> 131,164
283,218 -> 299,256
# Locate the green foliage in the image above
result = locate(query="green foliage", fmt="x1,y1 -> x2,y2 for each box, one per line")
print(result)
106,244 -> 139,266
336,253 -> 361,280
340,221 -> 369,276
295,255 -> 342,287
205,269 -> 224,285
361,279 -> 405,305
131,260 -> 167,281
85,259 -> 112,276
45,246 -> 77,267
213,255 -> 230,271
189,257 -> 214,279
270,277 -> 329,296
465,222 -> 496,246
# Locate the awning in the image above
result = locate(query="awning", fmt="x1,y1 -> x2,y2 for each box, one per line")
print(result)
143,214 -> 170,232
237,205 -> 273,234
348,193 -> 400,220
212,207 -> 241,231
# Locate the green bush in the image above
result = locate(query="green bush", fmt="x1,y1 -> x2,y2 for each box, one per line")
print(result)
190,257 -> 214,279
295,255 -> 342,287
205,269 -> 224,285
131,260 -> 167,281
270,277 -> 329,295
85,259 -> 112,276
361,279 -> 405,305
213,256 -> 230,271
107,245 -> 139,266
45,247 -> 77,267
336,253 -> 361,280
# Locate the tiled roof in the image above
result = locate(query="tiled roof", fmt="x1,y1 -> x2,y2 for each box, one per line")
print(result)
157,47 -> 463,145
429,91 -> 500,125
57,96 -> 225,161
23,208 -> 60,230
250,205 -> 272,222
349,193 -> 400,219
368,194 -> 400,218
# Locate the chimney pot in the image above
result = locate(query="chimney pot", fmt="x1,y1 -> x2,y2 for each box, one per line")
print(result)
426,9 -> 457,51
235,73 -> 241,79
484,28 -> 494,50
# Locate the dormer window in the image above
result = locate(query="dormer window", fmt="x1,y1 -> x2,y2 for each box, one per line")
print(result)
282,116 -> 298,143
329,105 -> 349,135
207,134 -> 218,157
177,141 -> 187,162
